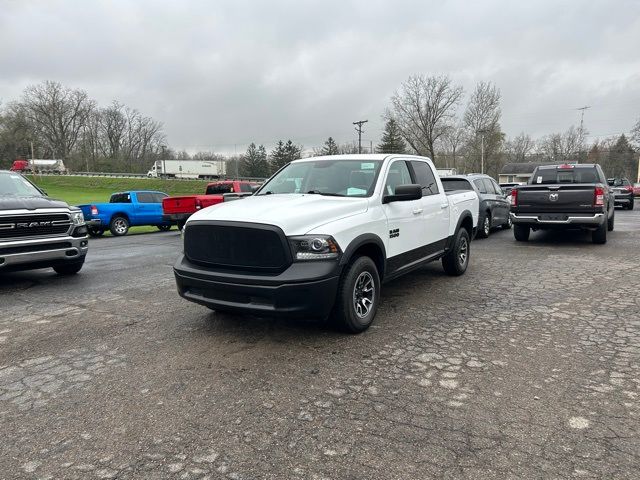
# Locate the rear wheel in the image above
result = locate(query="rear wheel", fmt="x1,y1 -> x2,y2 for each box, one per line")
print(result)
477,213 -> 491,238
608,210 -> 615,231
157,225 -> 171,232
592,220 -> 607,244
331,256 -> 380,334
502,215 -> 512,229
177,220 -> 186,231
442,228 -> 470,276
514,224 -> 530,242
87,226 -> 104,237
109,216 -> 129,236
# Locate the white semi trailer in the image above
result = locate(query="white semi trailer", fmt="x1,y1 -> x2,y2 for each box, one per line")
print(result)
147,160 -> 227,179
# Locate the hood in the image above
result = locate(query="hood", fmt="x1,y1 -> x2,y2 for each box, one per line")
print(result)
188,194 -> 369,235
0,195 -> 70,211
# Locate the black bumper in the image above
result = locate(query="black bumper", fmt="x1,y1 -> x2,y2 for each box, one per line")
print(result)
163,213 -> 190,223
613,194 -> 633,206
174,255 -> 341,319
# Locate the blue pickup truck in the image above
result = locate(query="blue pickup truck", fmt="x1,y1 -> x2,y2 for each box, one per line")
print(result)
78,191 -> 174,237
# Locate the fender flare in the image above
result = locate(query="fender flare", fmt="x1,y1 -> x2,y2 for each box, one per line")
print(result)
447,210 -> 474,249
339,233 -> 387,275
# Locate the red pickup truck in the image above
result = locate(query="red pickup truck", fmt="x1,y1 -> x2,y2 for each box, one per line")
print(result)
162,180 -> 259,229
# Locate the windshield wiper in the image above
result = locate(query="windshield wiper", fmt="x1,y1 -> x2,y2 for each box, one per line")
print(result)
306,190 -> 345,197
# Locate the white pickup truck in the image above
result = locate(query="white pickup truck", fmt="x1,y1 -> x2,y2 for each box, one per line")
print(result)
174,154 -> 478,333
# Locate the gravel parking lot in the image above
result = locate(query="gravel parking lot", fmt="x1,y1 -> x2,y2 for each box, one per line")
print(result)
1,208 -> 639,479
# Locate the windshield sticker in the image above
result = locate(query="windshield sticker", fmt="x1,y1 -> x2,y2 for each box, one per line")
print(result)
347,187 -> 367,196
537,176 -> 542,184
361,162 -> 375,170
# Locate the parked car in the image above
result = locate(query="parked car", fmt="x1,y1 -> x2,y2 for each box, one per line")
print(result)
607,178 -> 635,210
173,154 -> 479,333
634,183 -> 640,197
510,163 -> 614,244
162,180 -> 260,230
0,170 -> 88,274
78,191 -> 172,237
441,174 -> 511,238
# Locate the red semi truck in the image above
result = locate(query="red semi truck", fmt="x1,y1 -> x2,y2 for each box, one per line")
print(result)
162,180 -> 259,229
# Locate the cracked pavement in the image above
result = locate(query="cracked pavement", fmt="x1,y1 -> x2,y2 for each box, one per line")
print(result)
1,208 -> 639,479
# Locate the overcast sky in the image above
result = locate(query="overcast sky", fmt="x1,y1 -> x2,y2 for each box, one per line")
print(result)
1,0 -> 640,154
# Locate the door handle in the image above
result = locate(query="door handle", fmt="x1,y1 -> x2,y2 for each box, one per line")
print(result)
412,208 -> 423,215
440,203 -> 448,209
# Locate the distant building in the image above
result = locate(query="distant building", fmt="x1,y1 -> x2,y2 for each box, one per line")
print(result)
499,162 -> 574,184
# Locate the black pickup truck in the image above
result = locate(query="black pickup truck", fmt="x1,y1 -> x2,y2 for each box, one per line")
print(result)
510,163 -> 615,244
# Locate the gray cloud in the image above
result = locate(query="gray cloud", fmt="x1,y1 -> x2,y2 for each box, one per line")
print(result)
1,0 -> 639,153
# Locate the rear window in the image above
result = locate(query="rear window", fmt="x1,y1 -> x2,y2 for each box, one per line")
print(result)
441,178 -> 473,192
531,167 -> 599,185
608,178 -> 630,187
206,184 -> 233,194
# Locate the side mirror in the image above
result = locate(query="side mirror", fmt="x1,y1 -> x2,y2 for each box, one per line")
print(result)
383,184 -> 423,204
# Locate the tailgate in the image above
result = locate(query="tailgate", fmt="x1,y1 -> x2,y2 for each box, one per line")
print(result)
163,196 -> 197,214
515,185 -> 597,213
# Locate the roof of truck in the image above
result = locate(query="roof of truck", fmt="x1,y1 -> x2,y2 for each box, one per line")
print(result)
293,154 -> 433,162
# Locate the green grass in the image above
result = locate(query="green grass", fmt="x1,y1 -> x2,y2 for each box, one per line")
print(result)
26,175 -> 208,236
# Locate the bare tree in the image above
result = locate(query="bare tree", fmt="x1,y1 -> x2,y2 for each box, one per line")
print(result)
19,80 -> 95,159
538,126 -> 582,163
505,133 -> 535,162
389,75 -> 463,161
631,116 -> 640,147
439,123 -> 465,169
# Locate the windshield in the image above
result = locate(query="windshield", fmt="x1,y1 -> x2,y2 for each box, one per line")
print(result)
530,167 -> 599,185
257,159 -> 383,197
0,172 -> 44,197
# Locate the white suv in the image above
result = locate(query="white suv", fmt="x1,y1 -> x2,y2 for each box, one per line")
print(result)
174,154 -> 478,332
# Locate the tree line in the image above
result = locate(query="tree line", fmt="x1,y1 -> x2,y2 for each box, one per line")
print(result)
2,78 -> 639,180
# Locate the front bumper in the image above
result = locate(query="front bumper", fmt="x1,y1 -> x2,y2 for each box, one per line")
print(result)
174,255 -> 341,319
0,234 -> 89,272
510,212 -> 605,226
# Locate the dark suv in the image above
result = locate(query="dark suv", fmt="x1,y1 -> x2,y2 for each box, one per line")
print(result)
607,178 -> 634,210
441,174 -> 511,238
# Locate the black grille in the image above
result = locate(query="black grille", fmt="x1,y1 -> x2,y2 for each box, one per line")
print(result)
0,214 -> 71,239
184,222 -> 291,272
0,242 -> 72,256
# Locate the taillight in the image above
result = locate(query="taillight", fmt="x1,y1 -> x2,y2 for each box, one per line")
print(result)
510,188 -> 517,206
625,185 -> 633,193
594,186 -> 604,207
195,199 -> 202,210
90,205 -> 98,215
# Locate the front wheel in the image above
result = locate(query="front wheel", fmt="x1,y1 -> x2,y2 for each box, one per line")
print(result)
109,216 -> 130,236
442,228 -> 470,276
331,256 -> 380,334
87,226 -> 104,237
53,260 -> 84,275
514,224 -> 530,242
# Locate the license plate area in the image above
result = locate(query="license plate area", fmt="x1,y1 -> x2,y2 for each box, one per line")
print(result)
540,214 -> 567,221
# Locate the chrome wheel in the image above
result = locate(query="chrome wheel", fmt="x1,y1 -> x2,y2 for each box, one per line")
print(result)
459,236 -> 468,266
483,217 -> 490,236
507,216 -> 512,227
353,271 -> 375,319
114,218 -> 127,234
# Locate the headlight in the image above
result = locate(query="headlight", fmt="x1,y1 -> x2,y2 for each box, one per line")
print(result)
71,211 -> 85,226
289,235 -> 341,261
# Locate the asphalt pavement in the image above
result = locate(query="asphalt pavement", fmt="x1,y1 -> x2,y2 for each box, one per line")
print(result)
1,208 -> 639,479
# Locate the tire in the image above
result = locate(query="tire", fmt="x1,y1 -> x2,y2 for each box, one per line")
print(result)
442,228 -> 470,276
502,215 -> 513,229
53,260 -> 84,275
177,220 -> 186,231
629,200 -> 634,210
330,256 -> 380,334
608,211 -> 615,231
157,225 -> 172,232
87,226 -> 104,237
514,224 -> 530,242
109,216 -> 129,236
592,220 -> 607,244
477,213 -> 491,238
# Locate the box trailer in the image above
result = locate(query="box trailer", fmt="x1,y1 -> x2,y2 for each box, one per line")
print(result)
147,160 -> 227,179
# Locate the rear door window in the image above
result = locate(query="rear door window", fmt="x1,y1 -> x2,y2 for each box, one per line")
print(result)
482,179 -> 497,194
474,179 -> 488,194
206,184 -> 233,194
410,161 -> 439,196
110,193 -> 131,203
440,179 -> 473,192
239,183 -> 253,193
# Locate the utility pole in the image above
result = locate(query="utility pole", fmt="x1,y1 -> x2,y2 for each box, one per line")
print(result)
576,106 -> 591,162
477,129 -> 489,174
353,120 -> 368,154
